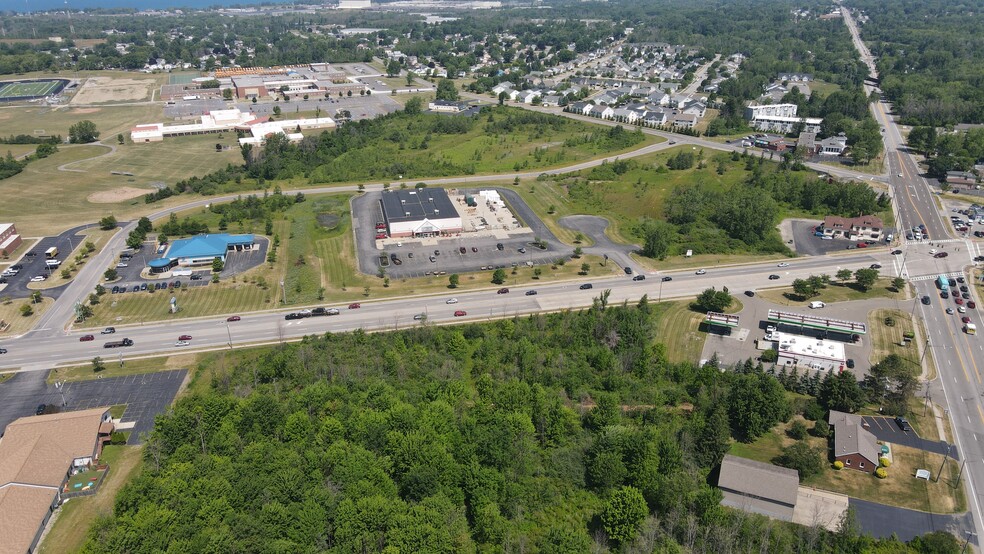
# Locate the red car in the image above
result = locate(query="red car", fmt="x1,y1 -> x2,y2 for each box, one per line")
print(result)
962,317 -> 972,324
348,303 -> 361,309
454,310 -> 467,317
79,334 -> 94,342
856,242 -> 868,248
375,233 -> 387,239
178,335 -> 192,341
226,315 -> 241,322
970,301 -> 978,309
956,298 -> 964,305
497,288 -> 509,294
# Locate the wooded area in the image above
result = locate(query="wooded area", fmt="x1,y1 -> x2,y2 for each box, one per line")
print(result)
79,303 -> 953,553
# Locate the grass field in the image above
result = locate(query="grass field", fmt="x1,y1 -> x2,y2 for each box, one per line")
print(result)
757,278 -> 905,306
38,445 -> 144,554
730,415 -> 965,513
0,296 -> 52,335
653,300 -> 707,364
867,308 -> 921,372
0,80 -> 61,99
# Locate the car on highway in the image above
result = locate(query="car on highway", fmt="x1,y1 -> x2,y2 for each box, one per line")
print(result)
285,313 -> 305,320
446,298 -> 458,304
348,303 -> 361,309
326,308 -> 340,315
963,317 -> 972,324
947,308 -> 955,315
768,274 -> 780,280
525,290 -> 538,295
695,269 -> 707,275
941,291 -> 950,299
744,290 -> 755,297
633,275 -> 646,281
579,283 -> 593,290
101,327 -> 116,334
459,247 -> 467,254
497,288 -> 509,294
413,313 -> 426,320
892,249 -> 902,255
898,173 -> 903,178
178,334 -> 192,341
970,301 -> 977,309
453,310 -> 467,317
661,276 -> 672,282
855,242 -> 868,248
471,247 -> 478,252
870,264 -> 882,269
935,252 -> 949,258
624,267 -> 633,274
175,340 -> 191,347
0,347 -> 7,354
956,297 -> 964,305
35,404 -> 46,415
226,315 -> 241,322
922,296 -> 932,305
80,334 -> 95,342
895,416 -> 912,432
777,262 -> 789,268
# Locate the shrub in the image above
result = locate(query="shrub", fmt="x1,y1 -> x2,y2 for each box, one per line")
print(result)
788,421 -> 808,440
833,460 -> 844,470
760,349 -> 778,363
879,457 -> 891,468
110,431 -> 128,445
875,467 -> 888,479
813,419 -> 830,438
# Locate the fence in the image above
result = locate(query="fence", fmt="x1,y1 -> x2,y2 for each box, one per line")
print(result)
61,465 -> 110,500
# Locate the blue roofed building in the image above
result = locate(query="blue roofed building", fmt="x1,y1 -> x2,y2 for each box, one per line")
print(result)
147,233 -> 254,274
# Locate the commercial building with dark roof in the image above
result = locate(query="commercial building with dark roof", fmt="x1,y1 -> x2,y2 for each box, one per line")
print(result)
380,189 -> 462,238
718,454 -> 800,521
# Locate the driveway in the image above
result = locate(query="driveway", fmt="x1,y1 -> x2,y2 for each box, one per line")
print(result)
0,369 -> 51,434
559,215 -> 639,271
850,498 -> 975,544
861,415 -> 956,458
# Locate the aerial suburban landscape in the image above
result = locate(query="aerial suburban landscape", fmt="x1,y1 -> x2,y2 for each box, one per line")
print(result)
0,0 -> 983,551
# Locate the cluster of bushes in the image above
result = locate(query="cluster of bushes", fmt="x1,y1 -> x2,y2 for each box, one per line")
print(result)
145,164 -> 249,203
0,134 -> 61,144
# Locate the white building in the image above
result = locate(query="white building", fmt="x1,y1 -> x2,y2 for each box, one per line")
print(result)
744,103 -> 822,133
773,332 -> 846,371
130,108 -> 334,145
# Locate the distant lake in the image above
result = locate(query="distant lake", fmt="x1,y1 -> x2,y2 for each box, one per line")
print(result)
18,0 -> 285,12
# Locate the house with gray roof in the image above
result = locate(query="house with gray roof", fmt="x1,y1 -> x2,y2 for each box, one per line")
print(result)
829,410 -> 879,473
718,454 -> 799,521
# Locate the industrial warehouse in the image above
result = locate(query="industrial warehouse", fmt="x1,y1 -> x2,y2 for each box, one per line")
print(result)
379,189 -> 463,238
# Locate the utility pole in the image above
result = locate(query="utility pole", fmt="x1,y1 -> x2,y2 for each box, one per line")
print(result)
936,443 -> 951,482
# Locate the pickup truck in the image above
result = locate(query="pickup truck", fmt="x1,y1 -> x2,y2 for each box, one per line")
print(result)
103,338 -> 134,348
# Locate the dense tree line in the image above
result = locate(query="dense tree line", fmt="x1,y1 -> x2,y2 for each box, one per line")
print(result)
79,303 -> 953,553
907,127 -> 984,181
851,0 -> 984,125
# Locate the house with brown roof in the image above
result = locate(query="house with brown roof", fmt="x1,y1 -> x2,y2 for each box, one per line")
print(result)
829,410 -> 879,473
820,215 -> 883,241
717,454 -> 799,521
0,407 -> 114,554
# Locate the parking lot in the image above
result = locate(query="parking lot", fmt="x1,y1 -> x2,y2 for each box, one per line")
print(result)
0,223 -> 97,299
789,220 -> 894,257
163,98 -> 228,118
860,415 -> 954,457
233,94 -> 400,122
351,187 -> 572,279
106,238 -> 268,296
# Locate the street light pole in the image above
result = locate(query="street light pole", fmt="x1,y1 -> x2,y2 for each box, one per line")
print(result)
226,323 -> 232,347
937,443 -> 951,482
962,531 -> 977,554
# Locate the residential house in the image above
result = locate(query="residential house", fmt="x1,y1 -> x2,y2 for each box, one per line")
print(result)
491,81 -> 514,95
642,111 -> 668,127
671,112 -> 698,129
717,454 -> 799,521
946,171 -> 980,188
779,72 -> 813,82
540,95 -> 562,107
829,411 -> 880,473
820,215 -> 883,241
611,108 -> 638,124
516,90 -> 541,104
818,134 -> 848,156
595,90 -> 622,105
427,100 -> 471,113
589,104 -> 614,120
647,91 -> 671,106
797,132 -> 817,154
567,101 -> 590,115
682,99 -> 707,118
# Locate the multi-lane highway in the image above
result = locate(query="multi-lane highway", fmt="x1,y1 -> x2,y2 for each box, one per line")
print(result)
1,251 -> 888,372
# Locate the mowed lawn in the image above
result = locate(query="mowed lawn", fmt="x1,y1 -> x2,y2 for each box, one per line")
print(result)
72,134 -> 244,183
0,80 -> 61,98
0,103 -> 160,142
653,300 -> 707,364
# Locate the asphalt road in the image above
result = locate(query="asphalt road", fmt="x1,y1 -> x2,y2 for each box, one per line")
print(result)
851,497 -> 974,543
0,251 -> 887,372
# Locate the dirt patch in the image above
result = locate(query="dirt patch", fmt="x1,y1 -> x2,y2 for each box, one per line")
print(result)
72,77 -> 153,104
87,187 -> 151,203
70,107 -> 101,114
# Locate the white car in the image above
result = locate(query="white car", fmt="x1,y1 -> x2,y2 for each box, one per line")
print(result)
116,263 -> 128,268
959,306 -> 967,313
30,275 -> 46,282
898,173 -> 903,178
929,249 -> 938,255
695,269 -> 707,275
175,340 -> 190,347
446,298 -> 458,304
777,262 -> 790,268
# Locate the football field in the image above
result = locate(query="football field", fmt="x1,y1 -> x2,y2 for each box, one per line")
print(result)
0,80 -> 61,99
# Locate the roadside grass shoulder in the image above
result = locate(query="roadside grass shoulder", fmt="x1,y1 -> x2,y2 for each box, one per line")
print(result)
867,308 -> 920,372
757,278 -> 904,306
653,300 -> 707,364
0,296 -> 52,335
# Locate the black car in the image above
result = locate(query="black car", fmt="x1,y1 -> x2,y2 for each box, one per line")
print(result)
140,283 -> 148,291
921,295 -> 931,305
35,404 -> 46,415
870,263 -> 881,269
846,359 -> 855,369
624,267 -> 633,275
525,290 -> 538,296
0,347 -> 7,355
941,291 -> 950,299
963,292 -> 971,300
632,275 -> 646,281
190,274 -> 203,280
132,285 -> 140,292
768,274 -> 780,280
10,264 -> 22,270
895,416 -> 912,432
579,283 -> 593,290
285,313 -> 305,320
111,286 -> 120,293
496,243 -> 504,251
745,290 -> 755,297
661,276 -> 672,282
958,276 -> 966,283
891,249 -> 902,255
25,251 -> 36,257
961,285 -> 969,292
